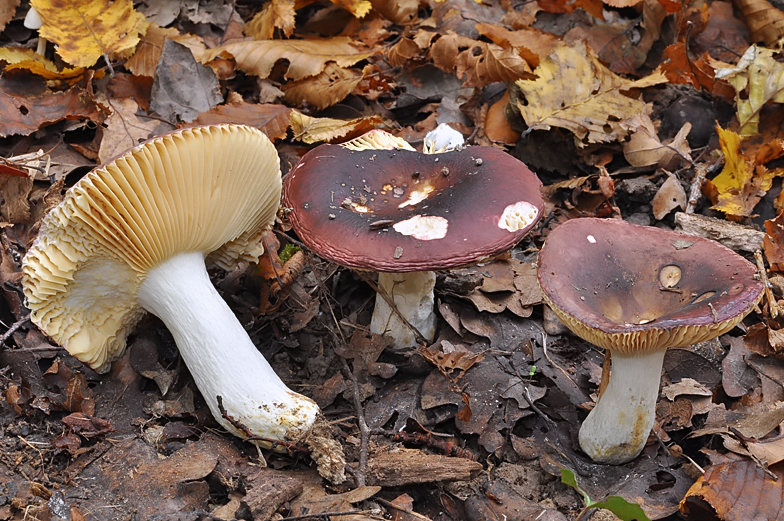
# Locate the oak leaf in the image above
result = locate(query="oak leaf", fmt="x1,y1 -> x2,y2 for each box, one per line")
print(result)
714,45 -> 784,136
455,41 -> 534,88
31,0 -> 149,67
513,40 -> 667,145
201,37 -> 378,81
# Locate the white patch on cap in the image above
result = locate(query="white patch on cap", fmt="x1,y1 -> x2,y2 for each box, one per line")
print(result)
398,185 -> 434,208
497,201 -> 539,232
393,215 -> 448,240
587,235 -> 596,243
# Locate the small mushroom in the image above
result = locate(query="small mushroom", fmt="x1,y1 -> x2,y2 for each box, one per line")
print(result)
283,130 -> 544,349
537,218 -> 763,464
22,125 -> 344,482
24,6 -> 46,56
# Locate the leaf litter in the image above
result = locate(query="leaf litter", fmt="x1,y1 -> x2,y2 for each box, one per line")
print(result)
3,0 -> 784,520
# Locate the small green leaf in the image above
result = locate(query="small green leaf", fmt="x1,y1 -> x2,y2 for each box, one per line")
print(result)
591,496 -> 651,521
559,469 -> 591,505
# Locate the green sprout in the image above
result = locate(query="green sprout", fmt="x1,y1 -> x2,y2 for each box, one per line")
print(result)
560,469 -> 650,521
279,243 -> 300,264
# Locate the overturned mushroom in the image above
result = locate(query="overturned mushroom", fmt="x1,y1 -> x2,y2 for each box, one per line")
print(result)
537,218 -> 763,464
283,129 -> 544,349
22,124 -> 344,482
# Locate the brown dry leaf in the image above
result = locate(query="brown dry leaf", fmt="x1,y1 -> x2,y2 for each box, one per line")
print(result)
475,22 -> 559,68
764,212 -> 784,272
244,0 -> 296,40
484,89 -> 520,145
0,81 -> 104,137
723,432 -> 784,466
98,98 -> 158,164
370,0 -> 417,24
201,37 -> 378,81
192,101 -> 291,141
0,47 -> 85,81
31,0 -> 149,68
623,113 -> 692,168
418,342 -> 485,377
714,45 -> 784,136
565,21 -> 647,75
513,40 -> 667,146
387,37 -> 423,67
734,0 -> 784,46
289,110 -> 386,144
429,32 -> 476,75
661,42 -> 734,100
538,0 -> 604,18
603,0 -> 642,6
651,174 -> 687,220
282,63 -> 365,110
0,0 -> 19,32
703,126 -> 781,217
680,451 -> 784,520
455,41 -> 534,88
125,23 -> 206,77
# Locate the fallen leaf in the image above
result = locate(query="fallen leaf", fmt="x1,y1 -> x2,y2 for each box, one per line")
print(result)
703,125 -> 779,217
125,23 -> 207,77
484,90 -> 520,145
651,174 -> 687,220
0,46 -> 85,81
202,37 -> 379,81
243,0 -> 296,40
99,98 -> 158,164
192,100 -> 291,141
0,0 -> 19,32
623,113 -> 692,168
661,42 -> 734,100
0,79 -> 104,137
764,211 -> 784,272
282,63 -> 365,110
31,0 -> 149,67
150,39 -> 223,123
513,41 -> 667,145
734,0 -> 784,46
714,45 -> 784,136
289,110 -> 386,144
370,0 -> 418,24
475,22 -> 559,68
454,40 -> 534,88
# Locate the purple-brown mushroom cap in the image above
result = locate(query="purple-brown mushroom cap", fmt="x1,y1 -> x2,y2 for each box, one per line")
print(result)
282,144 -> 545,272
537,218 -> 764,354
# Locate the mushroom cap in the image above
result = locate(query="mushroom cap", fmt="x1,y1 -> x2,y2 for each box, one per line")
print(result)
22,124 -> 281,372
282,143 -> 544,272
537,218 -> 763,354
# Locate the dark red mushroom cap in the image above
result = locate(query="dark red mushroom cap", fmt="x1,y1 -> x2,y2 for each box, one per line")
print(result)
537,218 -> 764,354
283,144 -> 544,272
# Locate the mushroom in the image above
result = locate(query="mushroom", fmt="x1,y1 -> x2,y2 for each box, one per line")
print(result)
24,6 -> 47,56
282,129 -> 544,349
22,124 -> 344,482
537,218 -> 763,464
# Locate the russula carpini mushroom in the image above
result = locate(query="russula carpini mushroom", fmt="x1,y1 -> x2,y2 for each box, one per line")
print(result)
22,124 -> 344,483
283,129 -> 544,349
537,218 -> 763,464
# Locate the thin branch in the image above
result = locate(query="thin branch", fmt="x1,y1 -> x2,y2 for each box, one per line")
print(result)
0,313 -> 31,350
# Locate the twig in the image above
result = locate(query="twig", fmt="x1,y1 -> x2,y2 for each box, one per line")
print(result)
376,498 -> 433,520
685,163 -> 707,214
278,510 -> 371,521
339,358 -> 369,486
0,313 -> 31,350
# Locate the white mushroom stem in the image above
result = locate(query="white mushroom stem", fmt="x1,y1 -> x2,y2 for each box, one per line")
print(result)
24,7 -> 47,56
578,348 -> 667,464
370,271 -> 437,349
137,251 -> 319,445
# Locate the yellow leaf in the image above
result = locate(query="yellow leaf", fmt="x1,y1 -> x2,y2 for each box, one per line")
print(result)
706,126 -> 779,217
513,40 -> 667,146
282,63 -> 364,110
201,37 -> 378,81
244,0 -> 296,40
290,111 -> 386,144
0,46 -> 85,80
31,0 -> 149,68
714,45 -> 784,136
